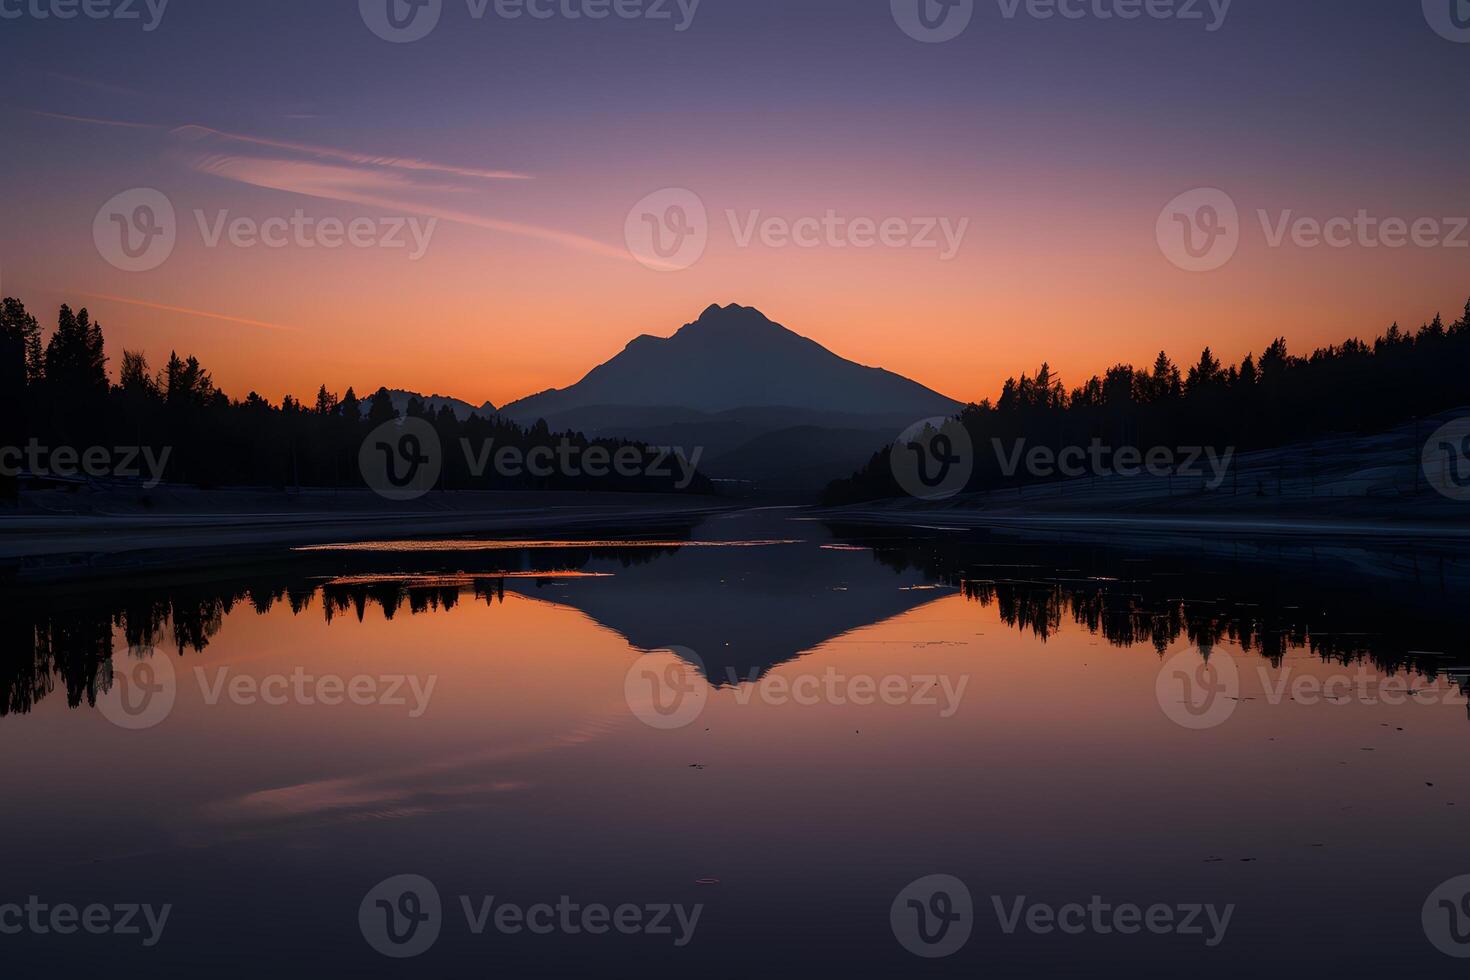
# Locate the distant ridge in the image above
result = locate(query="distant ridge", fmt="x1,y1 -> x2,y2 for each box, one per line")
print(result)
370,389 -> 497,422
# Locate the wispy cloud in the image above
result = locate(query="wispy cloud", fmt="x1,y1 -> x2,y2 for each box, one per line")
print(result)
31,109 -> 160,130
33,110 -> 531,182
169,124 -> 533,182
76,292 -> 301,332
193,154 -> 634,262
37,109 -> 637,263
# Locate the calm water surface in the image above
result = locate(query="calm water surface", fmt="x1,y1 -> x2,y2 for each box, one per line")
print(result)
3,511 -> 1468,976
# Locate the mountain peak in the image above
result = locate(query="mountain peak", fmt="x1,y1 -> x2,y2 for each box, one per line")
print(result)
500,304 -> 962,422
687,302 -> 778,332
698,302 -> 761,321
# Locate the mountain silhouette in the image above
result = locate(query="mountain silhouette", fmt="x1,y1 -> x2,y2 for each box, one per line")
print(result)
499,304 -> 963,422
372,389 -> 497,421
495,304 -> 964,495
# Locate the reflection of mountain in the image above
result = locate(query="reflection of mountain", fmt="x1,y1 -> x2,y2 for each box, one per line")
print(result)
501,535 -> 949,684
0,530 -> 950,716
498,304 -> 964,495
5,518 -> 1469,719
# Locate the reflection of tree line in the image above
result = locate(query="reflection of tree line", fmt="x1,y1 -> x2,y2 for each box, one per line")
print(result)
0,542 -> 683,718
0,594 -> 222,718
320,580 -> 470,623
852,530 -> 1467,692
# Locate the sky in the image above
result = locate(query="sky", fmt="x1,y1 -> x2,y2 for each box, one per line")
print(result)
2,0 -> 1469,408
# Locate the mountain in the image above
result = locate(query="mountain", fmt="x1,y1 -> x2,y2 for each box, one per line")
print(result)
371,389 -> 497,422
498,304 -> 963,423
491,305 -> 964,496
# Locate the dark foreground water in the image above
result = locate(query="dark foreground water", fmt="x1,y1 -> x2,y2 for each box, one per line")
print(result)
3,510 -> 1469,977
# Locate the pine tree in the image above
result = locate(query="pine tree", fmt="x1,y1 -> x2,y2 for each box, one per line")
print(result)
81,308 -> 107,391
1186,347 -> 1223,393
0,326 -> 20,500
367,387 -> 396,425
1103,364 -> 1134,405
1260,338 -> 1290,380
1238,353 -> 1258,386
0,297 -> 43,384
119,351 -> 158,398
314,385 -> 339,416
340,387 -> 361,421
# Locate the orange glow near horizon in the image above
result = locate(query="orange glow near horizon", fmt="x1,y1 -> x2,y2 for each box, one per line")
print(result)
19,242 -> 1469,413
8,110 -> 1469,412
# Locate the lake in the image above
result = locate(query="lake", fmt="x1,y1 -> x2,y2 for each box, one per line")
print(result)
3,509 -> 1468,976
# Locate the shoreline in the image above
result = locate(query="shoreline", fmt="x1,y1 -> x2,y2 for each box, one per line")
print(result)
819,505 -> 1470,541
0,489 -> 734,580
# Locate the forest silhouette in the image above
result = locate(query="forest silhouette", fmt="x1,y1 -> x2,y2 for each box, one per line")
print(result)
0,296 -> 712,497
825,297 -> 1470,504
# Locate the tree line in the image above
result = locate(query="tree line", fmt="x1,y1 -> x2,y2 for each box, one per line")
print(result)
0,296 -> 712,499
823,296 -> 1470,504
